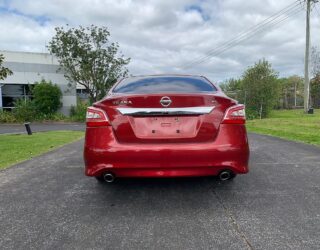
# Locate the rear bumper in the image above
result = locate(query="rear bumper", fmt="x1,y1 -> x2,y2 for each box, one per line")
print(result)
84,124 -> 249,178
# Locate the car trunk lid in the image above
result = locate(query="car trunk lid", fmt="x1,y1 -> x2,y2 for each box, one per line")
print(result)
95,93 -> 236,143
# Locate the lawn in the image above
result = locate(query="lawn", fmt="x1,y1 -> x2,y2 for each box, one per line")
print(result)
246,109 -> 320,146
0,131 -> 84,170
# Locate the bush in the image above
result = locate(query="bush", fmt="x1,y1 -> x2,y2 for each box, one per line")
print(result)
242,60 -> 279,119
0,110 -> 17,123
32,80 -> 62,115
33,112 -> 66,121
245,107 -> 260,120
13,99 -> 37,122
70,100 -> 88,122
51,112 -> 68,121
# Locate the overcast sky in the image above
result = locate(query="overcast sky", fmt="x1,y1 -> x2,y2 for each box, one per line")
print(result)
0,0 -> 320,82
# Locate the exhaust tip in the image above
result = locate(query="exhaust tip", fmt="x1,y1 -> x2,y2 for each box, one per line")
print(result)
218,170 -> 234,181
103,173 -> 115,183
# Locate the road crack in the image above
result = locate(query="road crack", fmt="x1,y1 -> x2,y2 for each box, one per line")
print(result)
212,189 -> 254,250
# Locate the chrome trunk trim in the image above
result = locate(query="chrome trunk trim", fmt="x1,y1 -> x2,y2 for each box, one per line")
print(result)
117,106 -> 215,116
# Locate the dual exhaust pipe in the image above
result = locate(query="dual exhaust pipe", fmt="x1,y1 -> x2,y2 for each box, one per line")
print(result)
103,172 -> 115,183
218,170 -> 234,181
100,170 -> 234,183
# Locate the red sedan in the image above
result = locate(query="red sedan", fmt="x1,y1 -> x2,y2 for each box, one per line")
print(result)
84,75 -> 249,182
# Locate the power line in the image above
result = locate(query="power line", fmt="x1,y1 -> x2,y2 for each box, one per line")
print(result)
314,3 -> 320,15
181,2 -> 302,69
183,8 -> 303,69
181,1 -> 303,69
182,11 -> 300,67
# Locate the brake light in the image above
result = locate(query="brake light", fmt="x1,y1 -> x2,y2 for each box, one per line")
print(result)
222,104 -> 246,124
86,106 -> 110,127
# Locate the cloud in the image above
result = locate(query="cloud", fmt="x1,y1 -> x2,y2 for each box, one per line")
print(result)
0,0 -> 319,82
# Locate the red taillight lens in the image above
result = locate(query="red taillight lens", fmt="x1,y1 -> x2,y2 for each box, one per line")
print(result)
222,104 -> 246,124
86,107 -> 110,127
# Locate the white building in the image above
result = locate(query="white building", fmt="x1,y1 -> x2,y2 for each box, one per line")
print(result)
0,50 -> 87,115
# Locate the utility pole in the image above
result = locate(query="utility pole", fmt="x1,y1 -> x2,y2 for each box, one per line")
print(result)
304,0 -> 311,113
294,81 -> 297,107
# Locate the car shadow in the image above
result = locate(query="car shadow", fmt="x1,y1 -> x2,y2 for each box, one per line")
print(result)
96,176 -> 224,190
90,176 -> 238,211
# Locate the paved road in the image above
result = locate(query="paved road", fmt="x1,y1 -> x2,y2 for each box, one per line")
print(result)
0,123 -> 85,134
0,134 -> 319,250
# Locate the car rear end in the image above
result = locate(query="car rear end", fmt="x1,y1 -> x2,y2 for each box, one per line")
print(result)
84,75 -> 249,181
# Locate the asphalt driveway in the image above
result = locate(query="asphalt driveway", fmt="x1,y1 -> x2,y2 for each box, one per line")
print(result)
0,133 -> 319,250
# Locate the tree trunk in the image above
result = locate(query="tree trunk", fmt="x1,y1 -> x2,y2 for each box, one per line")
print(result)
284,89 -> 288,109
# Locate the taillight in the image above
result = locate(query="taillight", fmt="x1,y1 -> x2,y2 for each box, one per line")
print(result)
222,104 -> 246,124
86,106 -> 110,127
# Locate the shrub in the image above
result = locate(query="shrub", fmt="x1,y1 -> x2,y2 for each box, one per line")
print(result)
245,107 -> 260,120
0,110 -> 17,123
31,112 -> 67,121
32,80 -> 62,115
242,60 -> 279,119
13,99 -> 37,122
51,112 -> 68,121
70,100 -> 88,122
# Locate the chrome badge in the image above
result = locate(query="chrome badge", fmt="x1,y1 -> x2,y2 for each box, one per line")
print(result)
113,100 -> 132,105
160,96 -> 172,107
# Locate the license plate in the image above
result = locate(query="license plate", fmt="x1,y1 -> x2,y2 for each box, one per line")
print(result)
131,116 -> 198,138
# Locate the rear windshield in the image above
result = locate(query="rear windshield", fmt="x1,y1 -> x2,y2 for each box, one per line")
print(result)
112,76 -> 217,94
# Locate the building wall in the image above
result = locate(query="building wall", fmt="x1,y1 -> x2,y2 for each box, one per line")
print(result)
0,50 -> 77,115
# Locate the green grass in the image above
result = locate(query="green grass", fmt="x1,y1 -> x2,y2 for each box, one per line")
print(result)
0,131 -> 84,170
246,109 -> 320,146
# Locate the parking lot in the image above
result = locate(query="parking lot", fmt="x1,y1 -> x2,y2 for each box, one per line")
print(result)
0,133 -> 319,250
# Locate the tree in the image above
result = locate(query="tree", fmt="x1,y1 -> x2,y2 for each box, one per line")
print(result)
0,54 -> 13,80
32,79 -> 62,114
242,59 -> 279,118
48,25 -> 130,103
310,47 -> 320,108
310,74 -> 320,108
277,76 -> 303,109
311,46 -> 320,77
219,78 -> 243,102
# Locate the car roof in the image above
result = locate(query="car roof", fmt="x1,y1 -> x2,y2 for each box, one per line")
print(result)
124,74 -> 205,79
